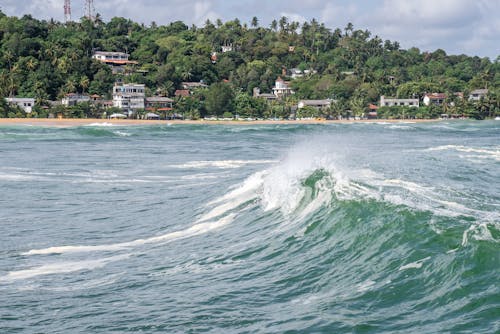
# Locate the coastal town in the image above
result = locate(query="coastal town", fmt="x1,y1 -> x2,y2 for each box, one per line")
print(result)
0,12 -> 498,121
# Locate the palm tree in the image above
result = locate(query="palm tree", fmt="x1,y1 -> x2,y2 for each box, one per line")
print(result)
251,16 -> 259,28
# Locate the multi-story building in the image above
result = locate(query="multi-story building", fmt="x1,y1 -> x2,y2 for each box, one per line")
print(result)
423,93 -> 447,106
272,77 -> 294,99
92,51 -> 138,74
5,97 -> 35,113
113,83 -> 145,114
62,93 -> 91,106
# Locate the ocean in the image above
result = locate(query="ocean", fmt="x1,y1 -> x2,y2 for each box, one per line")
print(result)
0,121 -> 498,333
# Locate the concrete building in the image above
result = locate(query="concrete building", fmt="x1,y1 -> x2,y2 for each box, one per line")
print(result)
298,99 -> 334,110
272,77 -> 294,99
5,97 -> 35,113
253,87 -> 277,101
145,97 -> 174,111
469,89 -> 488,101
92,51 -> 138,74
113,83 -> 145,114
380,96 -> 419,108
62,93 -> 91,106
423,93 -> 446,106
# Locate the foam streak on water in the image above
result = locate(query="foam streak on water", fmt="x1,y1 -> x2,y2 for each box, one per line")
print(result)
0,121 -> 498,333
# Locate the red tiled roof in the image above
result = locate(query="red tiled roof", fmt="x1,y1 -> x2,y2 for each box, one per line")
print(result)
175,90 -> 190,97
369,104 -> 378,110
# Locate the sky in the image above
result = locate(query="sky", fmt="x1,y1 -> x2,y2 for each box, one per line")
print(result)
1,0 -> 499,59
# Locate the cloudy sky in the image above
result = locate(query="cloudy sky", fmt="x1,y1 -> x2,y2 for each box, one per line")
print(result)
1,0 -> 499,59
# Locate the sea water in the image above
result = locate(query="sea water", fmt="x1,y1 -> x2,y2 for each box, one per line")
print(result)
0,121 -> 498,333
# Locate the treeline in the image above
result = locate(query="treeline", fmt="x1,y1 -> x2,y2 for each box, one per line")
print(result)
0,11 -> 498,119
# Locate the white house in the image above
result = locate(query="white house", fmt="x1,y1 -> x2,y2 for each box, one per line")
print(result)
113,83 -> 145,114
272,77 -> 294,99
92,51 -> 130,62
423,93 -> 446,106
5,97 -> 35,113
469,89 -> 488,101
92,51 -> 137,74
62,93 -> 91,106
298,99 -> 334,110
380,96 -> 419,108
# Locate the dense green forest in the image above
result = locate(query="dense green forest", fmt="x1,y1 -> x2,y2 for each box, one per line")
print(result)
0,11 -> 498,119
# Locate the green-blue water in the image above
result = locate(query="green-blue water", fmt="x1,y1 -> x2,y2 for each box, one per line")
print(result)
0,121 -> 499,333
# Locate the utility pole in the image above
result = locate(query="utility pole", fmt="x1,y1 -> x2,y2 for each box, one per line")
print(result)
64,0 -> 71,23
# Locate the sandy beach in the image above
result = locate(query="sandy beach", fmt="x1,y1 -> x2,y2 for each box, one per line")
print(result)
0,118 -> 440,127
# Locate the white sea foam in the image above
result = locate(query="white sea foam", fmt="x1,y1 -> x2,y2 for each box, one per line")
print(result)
24,214 -> 235,256
399,256 -> 431,271
462,223 -> 497,247
426,145 -> 500,161
357,280 -> 376,292
169,160 -> 277,169
85,122 -> 115,127
1,254 -> 130,281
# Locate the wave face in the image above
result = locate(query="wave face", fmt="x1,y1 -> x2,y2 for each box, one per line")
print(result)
0,121 -> 498,333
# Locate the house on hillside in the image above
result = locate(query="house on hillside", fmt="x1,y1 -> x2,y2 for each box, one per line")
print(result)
423,93 -> 446,106
272,77 -> 294,99
469,89 -> 488,101
92,51 -> 138,74
253,87 -> 277,102
181,82 -> 208,91
62,93 -> 90,106
380,96 -> 419,108
5,97 -> 35,113
113,83 -> 145,115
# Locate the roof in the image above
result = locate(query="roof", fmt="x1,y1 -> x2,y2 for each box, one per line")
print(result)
299,99 -> 332,106
369,104 -> 379,110
425,93 -> 447,99
146,97 -> 174,103
93,51 -> 129,56
175,90 -> 190,97
181,82 -> 208,89
470,89 -> 488,95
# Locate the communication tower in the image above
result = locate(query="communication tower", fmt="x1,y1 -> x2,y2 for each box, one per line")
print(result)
84,0 -> 96,21
64,0 -> 71,23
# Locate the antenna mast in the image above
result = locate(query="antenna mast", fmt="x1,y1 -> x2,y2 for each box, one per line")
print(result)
84,0 -> 96,21
64,0 -> 71,23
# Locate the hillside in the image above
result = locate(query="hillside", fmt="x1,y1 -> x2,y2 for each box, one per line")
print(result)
0,12 -> 498,119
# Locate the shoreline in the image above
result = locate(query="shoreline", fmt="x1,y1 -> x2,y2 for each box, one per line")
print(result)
0,118 -> 442,127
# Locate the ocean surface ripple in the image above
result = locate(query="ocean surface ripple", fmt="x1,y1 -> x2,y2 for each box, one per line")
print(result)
0,121 -> 498,333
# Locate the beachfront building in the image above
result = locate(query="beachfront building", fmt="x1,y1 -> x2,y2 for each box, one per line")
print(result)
423,93 -> 446,106
298,99 -> 334,111
469,89 -> 488,101
62,93 -> 91,106
113,83 -> 145,115
5,97 -> 35,113
272,77 -> 294,99
380,96 -> 419,107
92,51 -> 138,74
145,97 -> 174,112
253,87 -> 277,102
